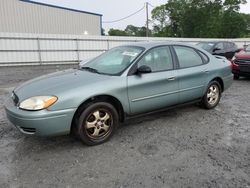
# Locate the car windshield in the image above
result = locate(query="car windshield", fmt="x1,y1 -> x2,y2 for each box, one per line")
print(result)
81,46 -> 144,75
197,42 -> 215,51
246,45 -> 250,52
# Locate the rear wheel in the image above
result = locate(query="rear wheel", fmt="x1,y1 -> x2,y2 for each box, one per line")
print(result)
74,102 -> 119,146
201,81 -> 221,109
234,74 -> 239,80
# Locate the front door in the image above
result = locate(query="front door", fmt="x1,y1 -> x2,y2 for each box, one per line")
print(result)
127,46 -> 179,114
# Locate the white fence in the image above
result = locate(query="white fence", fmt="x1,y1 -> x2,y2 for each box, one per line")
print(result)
0,32 -> 250,66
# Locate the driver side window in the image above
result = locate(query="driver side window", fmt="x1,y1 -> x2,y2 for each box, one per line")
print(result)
214,43 -> 224,50
138,46 -> 173,72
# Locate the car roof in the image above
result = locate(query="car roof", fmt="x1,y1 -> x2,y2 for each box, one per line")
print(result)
122,41 -> 197,50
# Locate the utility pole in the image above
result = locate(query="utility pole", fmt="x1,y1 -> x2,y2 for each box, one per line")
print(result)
146,2 -> 149,37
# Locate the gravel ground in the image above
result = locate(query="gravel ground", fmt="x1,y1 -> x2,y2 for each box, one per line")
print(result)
0,65 -> 249,188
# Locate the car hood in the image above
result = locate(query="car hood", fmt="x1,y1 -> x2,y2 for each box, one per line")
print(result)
235,51 -> 250,59
14,69 -> 111,100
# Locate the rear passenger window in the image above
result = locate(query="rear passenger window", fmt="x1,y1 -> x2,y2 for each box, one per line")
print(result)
198,51 -> 209,63
174,46 -> 203,68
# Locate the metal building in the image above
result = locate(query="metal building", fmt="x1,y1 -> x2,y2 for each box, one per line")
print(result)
0,0 -> 102,35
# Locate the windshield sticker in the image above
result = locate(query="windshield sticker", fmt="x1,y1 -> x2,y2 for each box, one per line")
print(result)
122,52 -> 138,57
208,43 -> 214,46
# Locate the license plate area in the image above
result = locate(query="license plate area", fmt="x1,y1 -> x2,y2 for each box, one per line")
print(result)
240,65 -> 250,73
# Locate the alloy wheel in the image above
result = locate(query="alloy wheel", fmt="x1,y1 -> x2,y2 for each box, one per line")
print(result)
85,109 -> 113,139
207,85 -> 219,105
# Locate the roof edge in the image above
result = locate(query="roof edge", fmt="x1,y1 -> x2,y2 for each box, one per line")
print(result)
19,0 -> 103,17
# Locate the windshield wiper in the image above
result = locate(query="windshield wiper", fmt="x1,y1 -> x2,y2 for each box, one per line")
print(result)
80,67 -> 100,74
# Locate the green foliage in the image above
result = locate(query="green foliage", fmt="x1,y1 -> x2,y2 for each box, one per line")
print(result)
108,25 -> 151,37
124,25 -> 148,36
242,13 -> 250,37
107,0 -> 249,38
151,0 -> 250,38
108,28 -> 128,36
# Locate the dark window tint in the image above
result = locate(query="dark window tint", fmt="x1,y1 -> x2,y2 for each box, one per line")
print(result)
224,42 -> 233,49
228,42 -> 237,48
197,42 -> 215,51
174,46 -> 203,68
138,46 -> 173,72
214,42 -> 224,50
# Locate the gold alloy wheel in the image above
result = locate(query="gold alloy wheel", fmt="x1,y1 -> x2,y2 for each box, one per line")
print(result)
85,109 -> 112,139
207,85 -> 219,106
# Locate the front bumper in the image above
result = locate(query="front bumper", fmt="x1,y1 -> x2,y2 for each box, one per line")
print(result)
232,69 -> 250,77
4,98 -> 76,136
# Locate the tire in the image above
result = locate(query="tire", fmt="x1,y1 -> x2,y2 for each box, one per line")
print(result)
234,74 -> 239,80
201,81 -> 222,109
74,102 -> 119,146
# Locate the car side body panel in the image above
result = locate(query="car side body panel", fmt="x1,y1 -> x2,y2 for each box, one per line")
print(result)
127,70 -> 178,114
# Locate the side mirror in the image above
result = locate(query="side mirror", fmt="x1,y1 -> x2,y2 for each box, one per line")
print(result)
137,65 -> 152,74
213,47 -> 221,52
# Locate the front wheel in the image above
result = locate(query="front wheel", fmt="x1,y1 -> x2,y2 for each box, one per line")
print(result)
201,81 -> 221,109
75,102 -> 119,146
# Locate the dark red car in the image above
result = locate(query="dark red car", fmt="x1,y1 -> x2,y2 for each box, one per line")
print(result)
231,45 -> 250,79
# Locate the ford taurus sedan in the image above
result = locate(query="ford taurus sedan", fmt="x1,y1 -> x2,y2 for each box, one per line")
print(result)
5,42 -> 233,145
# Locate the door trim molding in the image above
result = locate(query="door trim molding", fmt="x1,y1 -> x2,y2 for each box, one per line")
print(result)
131,85 -> 204,102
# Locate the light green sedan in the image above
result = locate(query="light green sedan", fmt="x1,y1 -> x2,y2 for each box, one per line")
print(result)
5,42 -> 233,145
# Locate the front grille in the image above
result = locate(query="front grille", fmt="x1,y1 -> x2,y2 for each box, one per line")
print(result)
235,59 -> 250,65
11,92 -> 19,106
235,59 -> 250,73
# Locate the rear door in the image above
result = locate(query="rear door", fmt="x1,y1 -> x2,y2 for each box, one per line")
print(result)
173,46 -> 208,103
127,46 -> 179,114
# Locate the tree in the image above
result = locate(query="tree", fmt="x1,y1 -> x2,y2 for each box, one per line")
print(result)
124,25 -> 149,36
219,10 -> 247,38
101,28 -> 105,36
242,13 -> 250,37
151,0 -> 187,37
151,0 -> 249,38
108,25 -> 151,37
108,28 -> 127,36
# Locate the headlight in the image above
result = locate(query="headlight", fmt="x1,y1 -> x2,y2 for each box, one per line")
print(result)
19,96 -> 58,110
231,56 -> 236,61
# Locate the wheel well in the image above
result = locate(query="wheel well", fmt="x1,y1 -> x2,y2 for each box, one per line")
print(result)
212,77 -> 224,92
71,95 -> 125,133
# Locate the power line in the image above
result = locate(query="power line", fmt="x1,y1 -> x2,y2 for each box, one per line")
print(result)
103,4 -> 145,24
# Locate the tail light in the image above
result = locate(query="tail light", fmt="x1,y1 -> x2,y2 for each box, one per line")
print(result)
232,60 -> 239,70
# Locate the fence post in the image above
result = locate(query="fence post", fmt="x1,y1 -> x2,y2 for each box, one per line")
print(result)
107,39 -> 109,50
37,37 -> 42,65
75,38 -> 80,63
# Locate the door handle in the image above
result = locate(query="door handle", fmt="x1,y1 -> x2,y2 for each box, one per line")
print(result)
167,77 -> 176,81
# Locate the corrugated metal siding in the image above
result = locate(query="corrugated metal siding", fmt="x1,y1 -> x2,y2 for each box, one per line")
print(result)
0,32 -> 249,66
0,0 -> 101,35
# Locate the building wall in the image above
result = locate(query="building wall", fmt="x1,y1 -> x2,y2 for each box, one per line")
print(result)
0,0 -> 101,35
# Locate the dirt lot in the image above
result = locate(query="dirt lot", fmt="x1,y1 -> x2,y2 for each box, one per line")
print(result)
0,65 -> 249,188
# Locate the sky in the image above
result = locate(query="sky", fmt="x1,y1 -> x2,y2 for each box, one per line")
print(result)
33,0 -> 250,32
